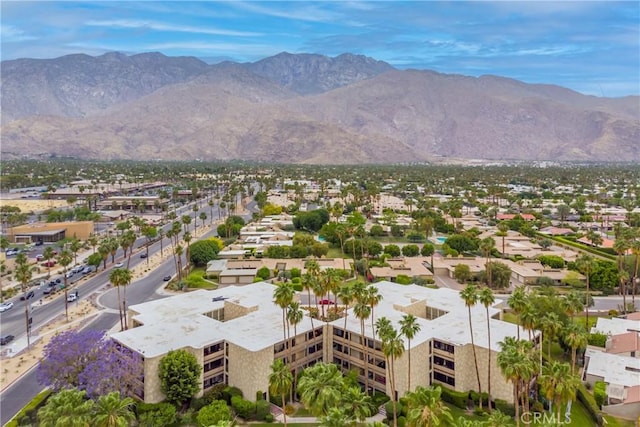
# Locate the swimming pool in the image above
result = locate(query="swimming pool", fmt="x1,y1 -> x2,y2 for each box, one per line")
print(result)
432,236 -> 447,244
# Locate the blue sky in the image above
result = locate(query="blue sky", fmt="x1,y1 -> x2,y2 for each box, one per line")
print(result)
1,1 -> 639,97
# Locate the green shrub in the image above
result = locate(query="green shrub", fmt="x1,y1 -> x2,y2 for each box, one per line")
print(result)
440,386 -> 468,409
588,332 -> 608,347
196,400 -> 231,427
257,266 -> 271,280
290,267 -> 301,278
385,401 -> 395,421
397,415 -> 407,427
494,399 -> 515,417
469,390 -> 489,407
292,283 -> 303,292
594,381 -> 607,409
137,402 -> 177,427
264,413 -> 274,423
231,395 -> 256,419
222,386 -> 243,405
576,383 -> 603,426
256,399 -> 271,420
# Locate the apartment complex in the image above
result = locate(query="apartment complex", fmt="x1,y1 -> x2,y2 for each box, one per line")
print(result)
111,281 -> 534,405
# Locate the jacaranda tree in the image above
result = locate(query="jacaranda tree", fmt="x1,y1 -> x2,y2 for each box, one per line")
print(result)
37,329 -> 143,398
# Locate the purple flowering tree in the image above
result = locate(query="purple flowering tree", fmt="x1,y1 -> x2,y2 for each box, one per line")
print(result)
37,329 -> 143,398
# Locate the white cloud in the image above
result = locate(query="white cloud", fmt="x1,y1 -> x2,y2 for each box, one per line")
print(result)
85,19 -> 262,37
0,25 -> 37,42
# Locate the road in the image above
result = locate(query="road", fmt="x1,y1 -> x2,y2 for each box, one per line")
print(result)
0,195 -> 254,424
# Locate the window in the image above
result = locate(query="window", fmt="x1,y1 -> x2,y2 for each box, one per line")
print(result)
434,371 -> 455,386
204,359 -> 224,372
333,328 -> 344,338
433,340 -> 455,354
204,342 -> 223,356
433,356 -> 454,370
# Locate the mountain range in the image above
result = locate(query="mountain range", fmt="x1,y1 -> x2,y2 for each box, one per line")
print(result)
1,51 -> 638,164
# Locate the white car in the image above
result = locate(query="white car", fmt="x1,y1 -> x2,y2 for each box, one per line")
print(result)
114,262 -> 124,268
67,293 -> 78,302
0,302 -> 14,312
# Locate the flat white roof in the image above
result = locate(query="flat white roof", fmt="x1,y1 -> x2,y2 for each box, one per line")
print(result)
112,281 -> 532,359
592,317 -> 640,336
585,348 -> 640,388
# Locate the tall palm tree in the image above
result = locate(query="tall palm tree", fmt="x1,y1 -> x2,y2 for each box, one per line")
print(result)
520,302 -> 537,342
540,312 -> 562,360
14,253 -> 35,349
405,385 -> 453,427
478,286 -> 495,411
480,237 -> 495,288
540,361 -> 579,421
43,246 -> 55,277
269,359 -> 293,427
337,284 -> 354,332
498,337 -> 536,427
563,324 -> 588,376
366,285 -> 383,348
460,284 -> 482,410
613,233 -> 630,313
109,268 -> 132,331
353,297 -> 372,395
341,386 -> 373,424
379,321 -> 404,427
575,254 -> 594,329
58,249 -> 73,322
274,283 -> 295,362
399,313 -> 421,392
92,392 -> 136,427
508,286 -> 527,340
287,301 -> 304,394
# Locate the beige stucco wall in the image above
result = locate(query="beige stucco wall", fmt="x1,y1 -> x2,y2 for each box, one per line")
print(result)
392,339 -> 431,396
455,344 -> 515,404
227,342 -> 273,401
8,221 -> 94,242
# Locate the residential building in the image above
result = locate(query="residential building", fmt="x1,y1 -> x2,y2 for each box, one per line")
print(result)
111,281 -> 535,405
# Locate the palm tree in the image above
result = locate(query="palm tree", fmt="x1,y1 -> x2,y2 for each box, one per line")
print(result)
478,286 -> 495,411
540,312 -> 562,360
274,282 -> 295,363
337,284 -> 354,331
498,337 -> 536,427
110,268 -> 132,331
269,359 -> 293,427
480,237 -> 495,288
319,407 -> 353,427
287,301 -> 304,394
92,392 -> 136,427
508,286 -> 527,340
37,388 -> 94,427
399,313 -> 421,392
366,285 -> 383,347
404,385 -> 453,427
575,254 -> 594,329
378,321 -> 404,427
563,324 -> 588,375
520,302 -> 537,342
58,249 -> 73,322
183,231 -> 192,275
540,361 -> 579,421
43,246 -> 55,277
297,362 -> 344,417
562,291 -> 584,322
353,297 -> 372,395
341,386 -> 373,423
14,253 -> 35,349
460,284 -> 482,410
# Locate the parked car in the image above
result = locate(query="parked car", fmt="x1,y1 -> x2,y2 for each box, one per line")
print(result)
319,299 -> 335,305
20,290 -> 35,300
65,271 -> 74,279
34,241 -> 44,246
82,267 -> 92,274
0,302 -> 14,312
35,254 -> 45,261
41,260 -> 57,267
0,335 -> 15,345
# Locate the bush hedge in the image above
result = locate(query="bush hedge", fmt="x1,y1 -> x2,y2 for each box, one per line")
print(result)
576,383 -> 603,426
440,386 -> 468,409
231,395 -> 256,419
494,399 -> 515,417
222,386 -> 243,405
5,389 -> 52,427
594,381 -> 607,409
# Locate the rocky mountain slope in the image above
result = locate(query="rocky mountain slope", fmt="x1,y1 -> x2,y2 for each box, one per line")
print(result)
1,52 -> 638,163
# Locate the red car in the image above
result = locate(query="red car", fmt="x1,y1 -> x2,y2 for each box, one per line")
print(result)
41,260 -> 57,267
319,299 -> 335,305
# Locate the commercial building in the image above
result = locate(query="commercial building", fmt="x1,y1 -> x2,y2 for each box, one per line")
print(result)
112,281 -> 534,405
7,221 -> 94,243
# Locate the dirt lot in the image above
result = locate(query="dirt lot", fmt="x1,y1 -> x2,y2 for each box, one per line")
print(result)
0,198 -> 67,212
